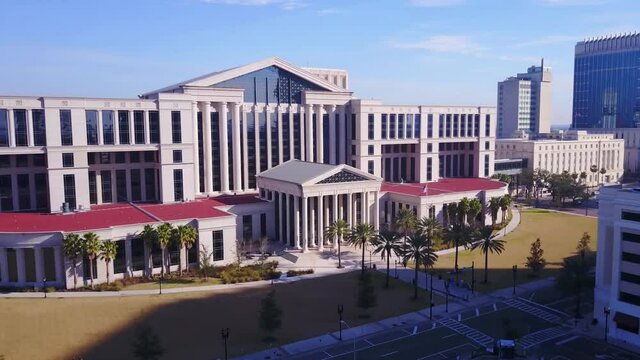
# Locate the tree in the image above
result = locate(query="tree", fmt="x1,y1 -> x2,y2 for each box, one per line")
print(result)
447,202 -> 458,226
488,197 -> 501,227
526,238 -> 546,275
324,219 -> 349,268
590,164 -> 598,185
444,224 -> 473,279
557,256 -> 592,320
520,168 -> 534,199
576,232 -> 591,254
234,238 -> 245,266
373,230 -> 401,288
499,194 -> 512,224
99,240 -> 118,285
402,233 -> 438,299
259,236 -> 269,259
259,290 -> 282,342
82,232 -> 101,289
347,223 -> 377,276
131,324 -> 165,360
416,217 -> 443,250
470,226 -> 506,283
155,223 -> 173,275
599,167 -> 607,184
63,233 -> 82,289
458,197 -> 471,225
140,224 -> 157,276
467,198 -> 482,227
357,270 -> 377,316
394,208 -> 416,244
198,245 -> 215,279
579,171 -> 587,183
172,225 -> 198,275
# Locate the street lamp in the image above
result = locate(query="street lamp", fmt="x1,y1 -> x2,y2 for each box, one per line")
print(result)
512,265 -> 517,296
471,262 -> 475,295
221,328 -> 229,360
429,273 -> 434,320
338,304 -> 344,341
394,260 -> 398,279
42,277 -> 47,299
604,306 -> 611,343
158,274 -> 163,295
444,279 -> 450,313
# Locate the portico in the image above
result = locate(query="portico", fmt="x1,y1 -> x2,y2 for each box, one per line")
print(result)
256,160 -> 382,252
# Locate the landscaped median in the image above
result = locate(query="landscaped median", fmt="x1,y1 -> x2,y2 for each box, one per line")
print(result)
0,270 -> 443,360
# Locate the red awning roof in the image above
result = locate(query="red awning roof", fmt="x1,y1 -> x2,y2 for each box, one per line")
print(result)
381,178 -> 506,197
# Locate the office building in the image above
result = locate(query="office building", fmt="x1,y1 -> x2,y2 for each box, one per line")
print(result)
0,57 -> 506,288
572,33 -> 640,129
497,61 -> 552,138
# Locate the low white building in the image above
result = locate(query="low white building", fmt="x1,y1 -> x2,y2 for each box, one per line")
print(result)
496,130 -> 624,186
596,186 -> 640,344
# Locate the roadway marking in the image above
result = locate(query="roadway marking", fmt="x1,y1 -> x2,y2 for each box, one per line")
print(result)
432,323 -> 437,329
457,314 -> 462,321
475,308 -> 480,316
555,335 -> 580,345
413,326 -> 418,335
416,343 -> 473,360
442,333 -> 457,339
364,339 -> 374,346
493,303 -> 497,311
380,350 -> 398,358
324,350 -> 333,357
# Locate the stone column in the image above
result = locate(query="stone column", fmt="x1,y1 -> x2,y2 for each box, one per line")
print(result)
310,197 -> 316,247
53,246 -> 64,285
299,106 -> 306,160
266,106 -> 273,169
315,104 -> 324,163
35,247 -> 44,287
305,104 -> 314,162
0,248 -> 8,284
144,110 -> 150,144
285,194 -> 291,246
242,106 -> 249,190
346,192 -> 353,227
232,102 -> 242,191
277,106 -> 284,164
339,106 -> 347,164
129,110 -> 135,144
328,105 -> 337,164
203,103 -> 213,194
97,110 -> 104,145
302,196 -> 308,252
16,248 -> 26,284
288,105 -> 295,160
279,192 -> 285,243
125,238 -> 133,277
113,110 -> 120,145
7,109 -> 15,147
294,196 -> 301,249
192,102 -> 200,194
374,191 -> 380,230
219,102 -> 230,192
333,194 -> 339,250
26,109 -> 34,147
363,191 -> 368,225
318,195 -> 324,251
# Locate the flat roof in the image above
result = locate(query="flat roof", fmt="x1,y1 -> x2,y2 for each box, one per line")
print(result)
381,178 -> 506,197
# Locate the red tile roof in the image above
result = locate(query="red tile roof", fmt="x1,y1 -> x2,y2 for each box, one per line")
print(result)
139,200 -> 231,222
207,193 -> 266,206
381,178 -> 506,197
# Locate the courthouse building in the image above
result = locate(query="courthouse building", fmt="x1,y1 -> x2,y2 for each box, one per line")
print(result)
0,57 -> 506,288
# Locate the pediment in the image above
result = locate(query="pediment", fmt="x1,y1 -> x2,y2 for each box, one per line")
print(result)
316,170 -> 371,184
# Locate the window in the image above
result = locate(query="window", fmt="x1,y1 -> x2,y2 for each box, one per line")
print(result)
242,215 -> 252,240
351,114 -> 356,140
368,160 -> 374,174
134,111 -> 145,144
427,158 -> 433,181
414,114 -> 421,138
85,110 -> 98,145
212,230 -> 224,261
102,110 -> 114,145
17,174 -> 30,210
622,252 -> 640,264
173,169 -> 183,201
427,114 -> 433,138
145,168 -> 156,201
368,145 -> 374,155
32,109 -> 46,146
115,152 -> 125,164
171,111 -> 182,143
485,114 -> 490,137
622,232 -> 640,243
621,272 -> 640,285
88,171 -> 97,205
100,152 -> 111,164
144,151 -> 155,163
398,114 -> 405,139
0,155 -> 9,168
260,213 -> 267,237
131,169 -> 141,202
427,143 -> 433,152
62,153 -> 74,168
34,173 -> 48,210
622,211 -> 640,223
368,114 -> 375,140
33,154 -> 45,167
484,154 -> 490,177
60,110 -> 73,145
619,292 -> 640,307
485,141 -> 490,150
381,114 -> 388,139
130,152 -> 140,163
63,174 -> 76,210
390,114 -> 396,138
0,109 -> 8,146
16,154 -> 28,167
118,111 -> 130,144
149,111 -> 160,144
0,175 -> 12,211
116,170 -> 127,203
14,110 -> 27,146
101,170 -> 112,203
173,150 -> 182,163
113,241 -> 126,274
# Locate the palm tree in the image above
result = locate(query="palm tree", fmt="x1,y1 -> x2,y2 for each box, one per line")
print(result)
458,197 -> 471,225
156,223 -> 174,276
599,167 -> 607,184
99,240 -> 118,285
499,194 -> 512,224
82,232 -> 101,289
324,219 -> 350,268
444,223 -> 473,282
62,233 -> 82,289
488,197 -> 501,227
447,202 -> 458,226
557,256 -> 592,320
468,198 -> 482,228
416,217 -> 443,249
140,224 -> 157,276
579,171 -> 587,183
470,226 -> 505,284
589,164 -> 598,185
173,225 -> 198,275
394,208 -> 416,244
347,223 -> 377,276
401,233 -> 438,299
373,230 -> 401,288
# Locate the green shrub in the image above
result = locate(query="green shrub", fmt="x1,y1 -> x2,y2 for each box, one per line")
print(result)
219,261 -> 281,284
286,269 -> 314,277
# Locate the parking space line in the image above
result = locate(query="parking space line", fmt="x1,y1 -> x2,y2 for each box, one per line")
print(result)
555,335 -> 580,345
458,314 -> 462,321
379,350 -> 398,358
493,303 -> 497,311
364,339 -> 374,346
475,308 -> 480,316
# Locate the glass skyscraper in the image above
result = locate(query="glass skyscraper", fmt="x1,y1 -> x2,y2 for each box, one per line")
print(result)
572,33 -> 640,129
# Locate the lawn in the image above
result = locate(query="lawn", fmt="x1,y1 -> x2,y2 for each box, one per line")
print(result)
120,276 -> 223,290
430,209 -> 597,293
0,270 -> 439,360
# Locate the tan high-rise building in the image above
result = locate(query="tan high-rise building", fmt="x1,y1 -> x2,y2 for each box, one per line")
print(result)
497,60 -> 552,138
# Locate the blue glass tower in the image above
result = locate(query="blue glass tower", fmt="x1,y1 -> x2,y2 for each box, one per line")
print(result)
572,33 -> 640,129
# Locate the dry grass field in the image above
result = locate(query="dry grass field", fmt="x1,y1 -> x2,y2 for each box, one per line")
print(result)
0,270 -> 435,360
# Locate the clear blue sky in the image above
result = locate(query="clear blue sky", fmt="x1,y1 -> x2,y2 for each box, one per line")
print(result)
1,0 -> 638,125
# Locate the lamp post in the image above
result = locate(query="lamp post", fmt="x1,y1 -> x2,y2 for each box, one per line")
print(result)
338,304 -> 344,341
159,274 -> 163,295
429,273 -> 434,320
471,261 -> 475,295
221,328 -> 229,360
444,279 -> 450,313
394,260 -> 398,279
42,277 -> 47,299
512,265 -> 517,296
604,306 -> 611,343
369,250 -> 372,269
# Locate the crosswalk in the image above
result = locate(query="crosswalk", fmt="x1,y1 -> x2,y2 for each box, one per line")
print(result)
503,298 -> 563,323
517,327 -> 568,349
438,318 -> 494,348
